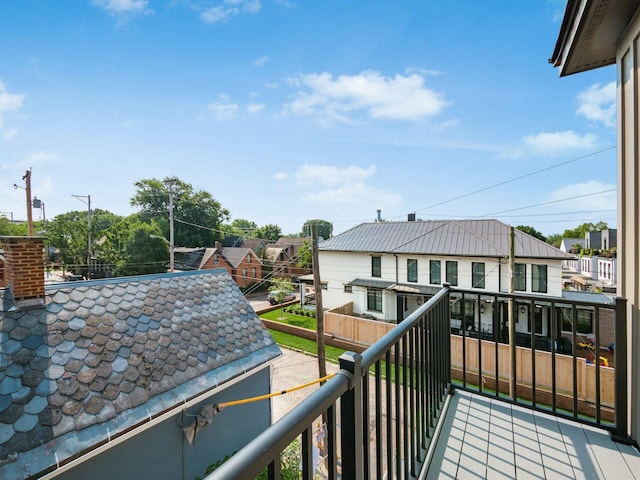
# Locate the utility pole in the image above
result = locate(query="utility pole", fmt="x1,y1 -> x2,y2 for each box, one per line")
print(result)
72,194 -> 91,279
165,179 -> 176,273
312,223 -> 327,382
23,170 -> 34,236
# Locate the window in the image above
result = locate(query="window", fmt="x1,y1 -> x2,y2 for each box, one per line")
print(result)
430,260 -> 441,285
251,267 -> 257,278
527,306 -> 543,334
344,285 -> 353,293
532,264 -> 548,293
371,256 -> 381,277
407,259 -> 418,283
214,254 -> 219,265
472,262 -> 485,289
451,299 -> 474,330
446,261 -> 458,286
514,263 -> 526,291
561,308 -> 593,334
367,289 -> 383,312
241,268 -> 247,278
246,254 -> 252,263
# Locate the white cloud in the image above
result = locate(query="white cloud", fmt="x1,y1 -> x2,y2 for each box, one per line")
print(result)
254,55 -> 269,67
576,81 -> 616,127
200,0 -> 261,23
273,172 -> 288,181
523,130 -> 598,157
302,182 -> 402,208
547,180 -> 616,211
0,79 -> 25,133
292,163 -> 402,209
208,98 -> 238,119
284,70 -> 449,123
295,164 -> 376,187
2,129 -> 17,140
246,103 -> 265,113
92,0 -> 149,20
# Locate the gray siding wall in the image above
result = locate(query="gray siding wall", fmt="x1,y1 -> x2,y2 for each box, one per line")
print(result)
55,368 -> 271,480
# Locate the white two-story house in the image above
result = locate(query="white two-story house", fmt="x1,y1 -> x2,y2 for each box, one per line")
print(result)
319,218 -> 581,346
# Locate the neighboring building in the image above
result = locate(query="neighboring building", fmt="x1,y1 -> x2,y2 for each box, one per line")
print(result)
173,243 -> 263,289
0,236 -> 280,480
559,238 -> 583,271
551,0 -> 640,443
318,218 -> 573,332
263,238 -> 310,282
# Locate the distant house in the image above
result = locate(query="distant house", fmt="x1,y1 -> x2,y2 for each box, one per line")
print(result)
263,237 -> 311,282
318,219 -> 581,343
173,243 -> 263,288
559,237 -> 583,272
0,236 -> 280,480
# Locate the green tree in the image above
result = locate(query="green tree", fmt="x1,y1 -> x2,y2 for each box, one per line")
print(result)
269,277 -> 296,304
296,239 -> 312,269
546,233 -> 563,247
0,217 -> 27,236
97,216 -> 168,277
254,224 -> 282,242
516,225 -> 546,242
562,221 -> 608,239
46,209 -> 121,272
130,177 -> 229,247
301,219 -> 332,240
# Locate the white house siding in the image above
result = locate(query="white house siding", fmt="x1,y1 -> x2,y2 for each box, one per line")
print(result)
319,250 -> 565,321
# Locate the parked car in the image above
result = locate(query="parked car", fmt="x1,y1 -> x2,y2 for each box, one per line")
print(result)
268,291 -> 295,305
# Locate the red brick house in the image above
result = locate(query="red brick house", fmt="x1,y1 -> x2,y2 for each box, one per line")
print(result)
173,243 -> 262,289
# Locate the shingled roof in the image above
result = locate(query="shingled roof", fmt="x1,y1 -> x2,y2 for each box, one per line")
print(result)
319,219 -> 573,259
0,269 -> 280,478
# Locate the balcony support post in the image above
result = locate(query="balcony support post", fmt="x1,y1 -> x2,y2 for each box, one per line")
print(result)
612,297 -> 631,443
339,351 -> 364,480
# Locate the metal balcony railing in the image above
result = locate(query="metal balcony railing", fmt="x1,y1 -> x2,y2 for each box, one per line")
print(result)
207,286 -> 630,479
207,287 -> 453,480
449,287 -> 628,441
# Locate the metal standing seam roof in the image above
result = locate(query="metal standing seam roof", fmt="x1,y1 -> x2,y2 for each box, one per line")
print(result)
319,220 -> 574,260
0,269 -> 281,479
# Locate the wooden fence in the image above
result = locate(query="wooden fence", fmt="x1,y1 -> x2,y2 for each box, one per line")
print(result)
324,303 -> 395,346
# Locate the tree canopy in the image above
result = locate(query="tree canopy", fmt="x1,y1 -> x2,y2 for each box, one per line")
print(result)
130,177 -> 229,247
46,209 -> 122,271
253,224 -> 282,242
301,219 -> 332,240
561,221 -> 608,239
96,216 -> 168,277
516,225 -> 546,242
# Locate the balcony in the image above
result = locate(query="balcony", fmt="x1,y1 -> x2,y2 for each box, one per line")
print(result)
206,287 -> 639,479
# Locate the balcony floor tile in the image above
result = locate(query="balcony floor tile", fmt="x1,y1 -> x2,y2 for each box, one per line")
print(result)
427,390 -> 640,479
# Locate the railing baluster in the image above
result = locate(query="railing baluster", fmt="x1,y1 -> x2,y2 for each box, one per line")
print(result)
530,299 -> 536,408
375,361 -> 382,480
326,404 -> 337,480
572,305 -> 578,419
339,351 -> 364,480
595,305 -> 601,425
385,349 -> 393,477
613,297 -> 628,441
301,427 -> 312,480
551,300 -> 557,414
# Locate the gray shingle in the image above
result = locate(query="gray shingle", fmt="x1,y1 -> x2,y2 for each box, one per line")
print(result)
0,269 -> 280,479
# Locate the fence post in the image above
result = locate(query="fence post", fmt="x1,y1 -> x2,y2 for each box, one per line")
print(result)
612,297 -> 629,442
339,351 -> 364,480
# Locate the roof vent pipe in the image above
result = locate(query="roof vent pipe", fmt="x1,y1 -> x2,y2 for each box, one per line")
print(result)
376,209 -> 382,222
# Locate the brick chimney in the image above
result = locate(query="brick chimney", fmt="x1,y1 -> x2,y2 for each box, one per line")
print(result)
1,236 -> 46,309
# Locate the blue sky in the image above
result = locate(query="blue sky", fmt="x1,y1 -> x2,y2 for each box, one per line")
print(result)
0,0 -> 617,237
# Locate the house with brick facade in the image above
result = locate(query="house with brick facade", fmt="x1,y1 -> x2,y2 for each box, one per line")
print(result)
0,236 -> 280,479
173,242 -> 263,289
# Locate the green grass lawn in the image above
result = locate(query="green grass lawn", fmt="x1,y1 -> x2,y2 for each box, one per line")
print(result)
268,329 -> 346,363
261,308 -> 316,330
